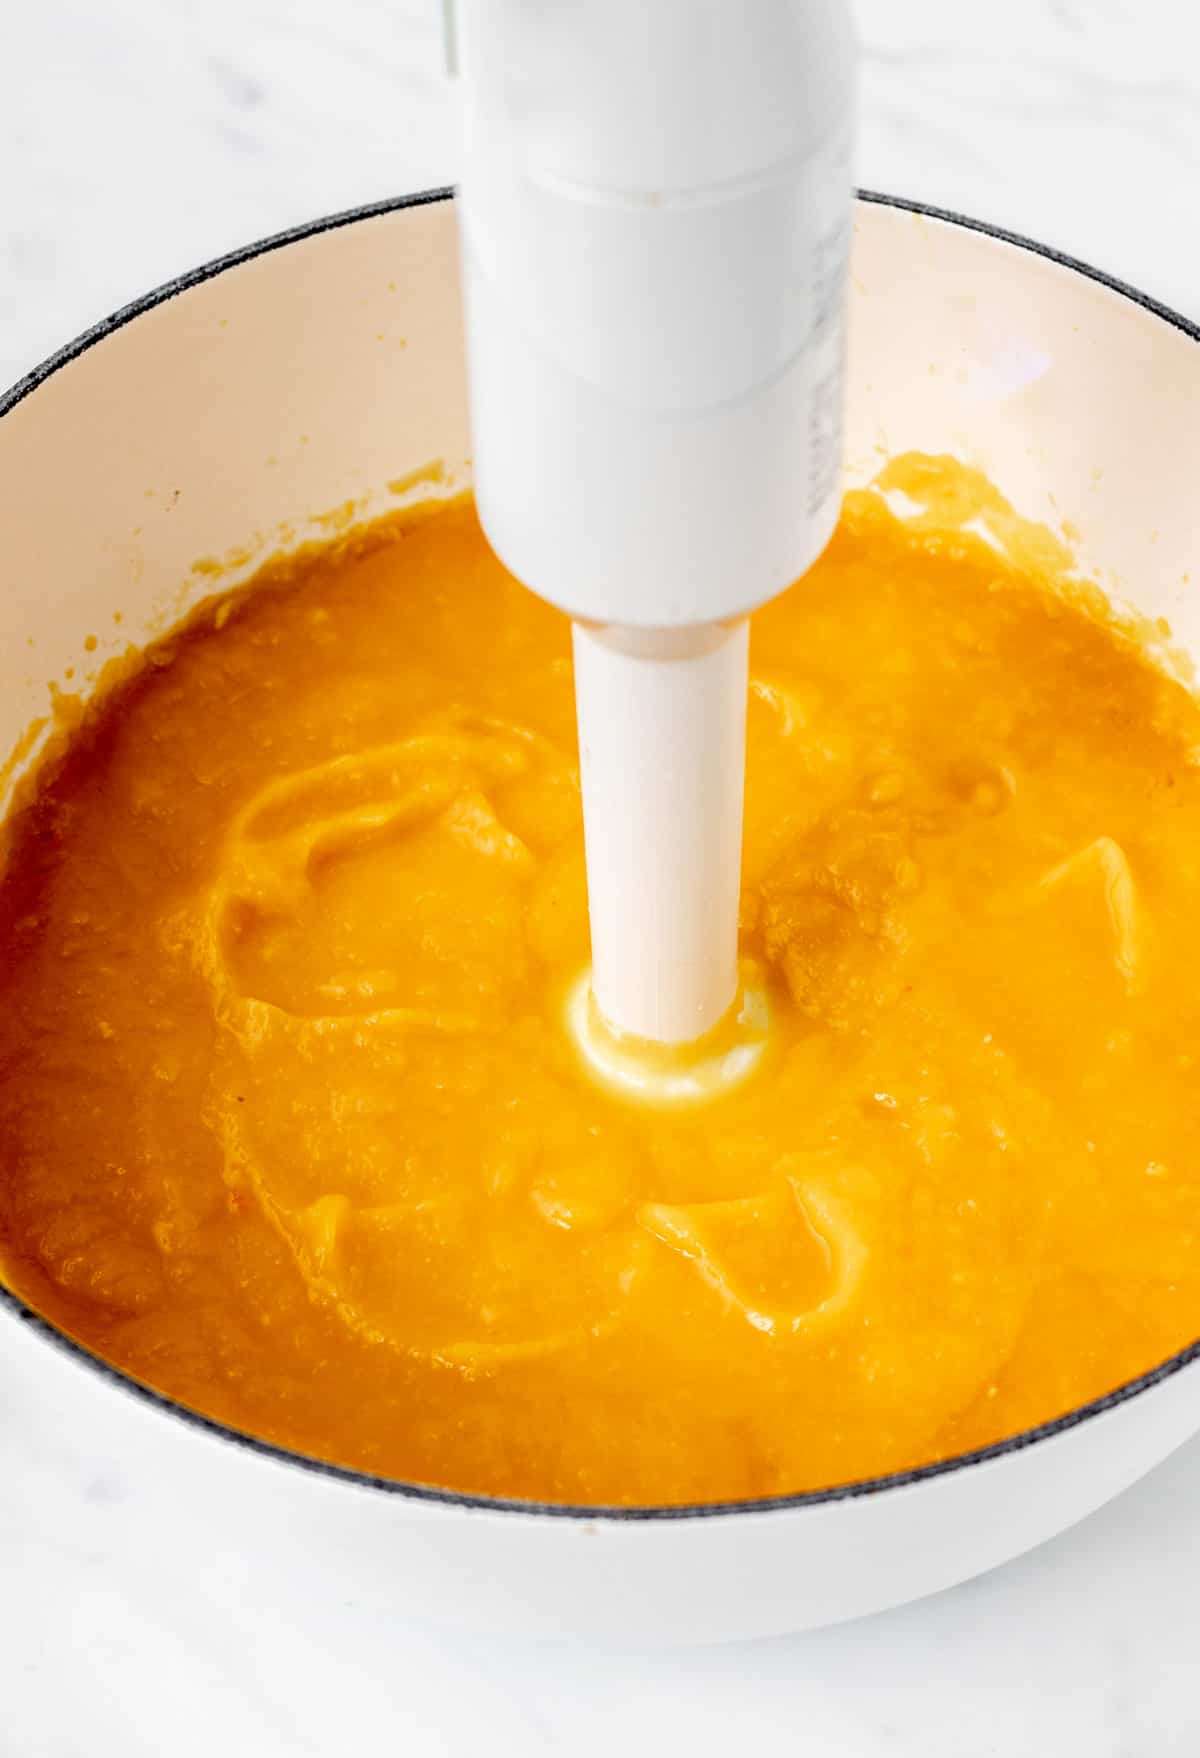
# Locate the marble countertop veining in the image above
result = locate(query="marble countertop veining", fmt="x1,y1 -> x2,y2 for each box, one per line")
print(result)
3,1 -> 1200,1753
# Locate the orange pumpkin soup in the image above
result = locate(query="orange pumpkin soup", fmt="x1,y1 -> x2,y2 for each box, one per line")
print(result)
2,456 -> 1198,1505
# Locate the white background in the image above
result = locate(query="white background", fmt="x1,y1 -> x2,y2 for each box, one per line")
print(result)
3,0 -> 1200,1752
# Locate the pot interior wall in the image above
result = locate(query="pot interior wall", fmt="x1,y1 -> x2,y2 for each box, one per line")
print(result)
0,201 -> 470,809
1,196 -> 1197,818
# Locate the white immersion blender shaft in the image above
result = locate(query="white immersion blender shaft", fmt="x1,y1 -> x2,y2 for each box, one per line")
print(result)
573,620 -> 748,1045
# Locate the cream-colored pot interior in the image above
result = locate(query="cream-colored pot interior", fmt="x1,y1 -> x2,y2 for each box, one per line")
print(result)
1,193 -> 1199,1644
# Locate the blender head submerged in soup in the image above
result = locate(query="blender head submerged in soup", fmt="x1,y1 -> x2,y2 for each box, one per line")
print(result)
2,455 -> 1199,1506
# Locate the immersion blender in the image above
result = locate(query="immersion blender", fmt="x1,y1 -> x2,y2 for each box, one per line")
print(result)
449,0 -> 856,1089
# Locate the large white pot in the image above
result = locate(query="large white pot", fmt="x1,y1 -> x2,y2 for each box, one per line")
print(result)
2,192 -> 1199,1645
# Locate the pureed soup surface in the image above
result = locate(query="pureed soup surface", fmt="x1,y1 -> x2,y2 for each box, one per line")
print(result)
3,454 -> 1200,1506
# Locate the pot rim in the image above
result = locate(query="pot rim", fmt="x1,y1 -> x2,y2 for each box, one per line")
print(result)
3,187 -> 1198,1524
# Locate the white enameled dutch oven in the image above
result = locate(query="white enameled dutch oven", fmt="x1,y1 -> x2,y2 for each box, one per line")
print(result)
2,192 -> 1199,1644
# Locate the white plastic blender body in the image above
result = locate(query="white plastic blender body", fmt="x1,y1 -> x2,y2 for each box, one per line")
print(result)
453,0 -> 856,1047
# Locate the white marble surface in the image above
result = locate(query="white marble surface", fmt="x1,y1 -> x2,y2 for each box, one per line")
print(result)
6,0 -> 1200,394
4,0 -> 1200,1751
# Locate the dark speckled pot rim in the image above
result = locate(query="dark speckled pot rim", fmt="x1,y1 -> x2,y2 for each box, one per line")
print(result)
2,188 -> 1199,1523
